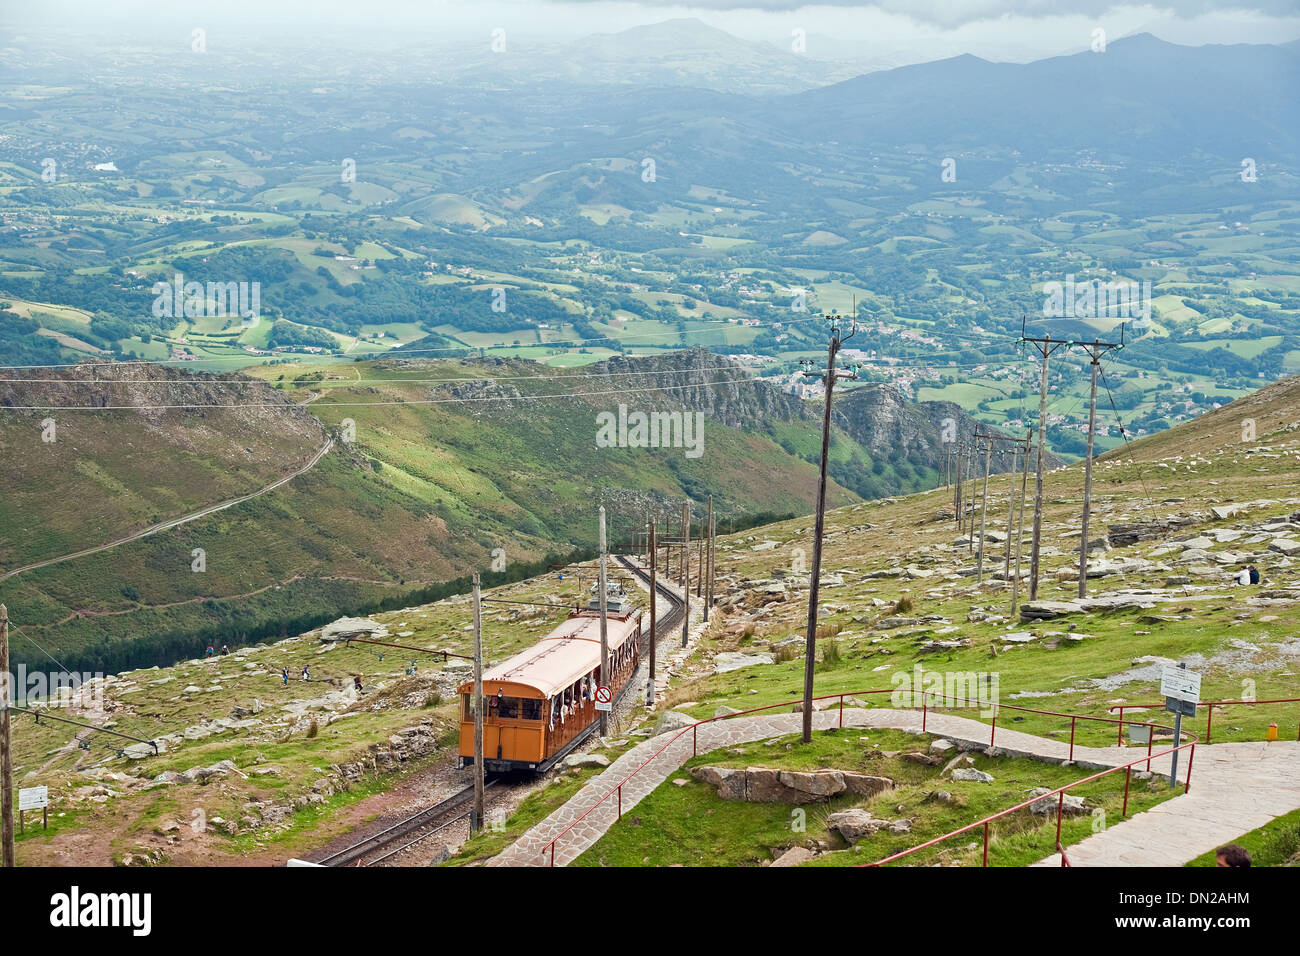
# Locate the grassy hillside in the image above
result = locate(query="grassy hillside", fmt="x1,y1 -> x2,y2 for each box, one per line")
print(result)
0,353 -> 859,670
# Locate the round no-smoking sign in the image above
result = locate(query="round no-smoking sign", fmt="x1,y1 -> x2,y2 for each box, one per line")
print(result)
594,685 -> 612,710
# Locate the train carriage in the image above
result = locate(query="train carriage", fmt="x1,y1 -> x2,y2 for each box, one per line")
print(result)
458,586 -> 643,773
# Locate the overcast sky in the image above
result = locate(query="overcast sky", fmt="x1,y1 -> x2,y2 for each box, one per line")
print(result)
4,1 -> 1299,62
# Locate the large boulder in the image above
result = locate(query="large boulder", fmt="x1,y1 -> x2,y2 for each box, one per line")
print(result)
841,773 -> 895,798
713,652 -> 774,674
690,766 -> 894,803
1026,787 -> 1089,816
691,765 -> 749,801
778,770 -> 844,798
563,753 -> 610,770
826,809 -> 911,845
652,710 -> 697,737
770,846 -> 815,867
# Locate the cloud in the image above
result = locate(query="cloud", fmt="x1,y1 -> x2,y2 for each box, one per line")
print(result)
561,2 -> 1300,29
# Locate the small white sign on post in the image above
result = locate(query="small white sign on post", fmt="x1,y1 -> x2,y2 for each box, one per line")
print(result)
1160,667 -> 1201,704
19,786 -> 49,812
594,685 -> 613,712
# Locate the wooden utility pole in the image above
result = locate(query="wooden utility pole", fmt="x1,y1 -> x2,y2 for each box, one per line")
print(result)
702,495 -> 713,620
1022,323 -> 1071,601
951,442 -> 961,530
972,431 -> 1026,583
1075,333 -> 1123,597
1010,428 -> 1032,615
662,511 -> 670,576
967,442 -> 978,553
976,438 -> 992,581
647,519 -> 657,706
470,579 -> 484,834
680,501 -> 691,647
707,508 -> 716,611
1004,444 -> 1018,577
1,605 -> 13,868
799,311 -> 859,744
598,506 -> 610,736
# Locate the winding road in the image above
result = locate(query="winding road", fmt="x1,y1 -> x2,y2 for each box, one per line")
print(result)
0,437 -> 334,584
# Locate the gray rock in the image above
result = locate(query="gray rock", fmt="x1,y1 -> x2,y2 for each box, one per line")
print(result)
652,710 -> 697,737
713,651 -> 774,674
770,846 -> 815,867
1026,787 -> 1089,816
950,768 -> 994,783
563,753 -> 610,770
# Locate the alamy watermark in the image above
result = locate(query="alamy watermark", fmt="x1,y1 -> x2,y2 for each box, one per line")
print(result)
2,666 -> 106,709
890,665 -> 999,719
152,272 -> 261,325
595,404 -> 705,459
1042,274 -> 1150,323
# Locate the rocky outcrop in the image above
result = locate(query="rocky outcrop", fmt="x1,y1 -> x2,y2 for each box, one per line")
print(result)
690,765 -> 894,803
826,808 -> 912,844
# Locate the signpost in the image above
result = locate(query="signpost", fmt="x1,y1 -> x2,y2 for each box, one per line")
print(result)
18,785 -> 48,834
1161,664 -> 1200,787
594,685 -> 612,712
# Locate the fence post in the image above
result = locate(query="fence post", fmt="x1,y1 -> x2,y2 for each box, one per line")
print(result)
1055,791 -> 1065,846
618,784 -> 622,820
990,712 -> 997,750
839,694 -> 844,729
1122,766 -> 1132,818
922,693 -> 928,732
1205,703 -> 1214,744
1184,743 -> 1195,794
1115,708 -> 1124,745
1069,716 -> 1076,762
693,724 -> 697,756
1145,726 -> 1153,772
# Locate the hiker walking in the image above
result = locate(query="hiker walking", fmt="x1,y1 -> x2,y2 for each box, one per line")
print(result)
353,674 -> 364,694
301,664 -> 311,681
281,667 -> 289,686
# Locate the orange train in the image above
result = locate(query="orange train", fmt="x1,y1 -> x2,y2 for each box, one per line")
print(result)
457,587 -> 643,773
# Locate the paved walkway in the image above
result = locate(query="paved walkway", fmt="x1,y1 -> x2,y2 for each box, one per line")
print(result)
1034,740 -> 1300,866
488,705 -> 1300,867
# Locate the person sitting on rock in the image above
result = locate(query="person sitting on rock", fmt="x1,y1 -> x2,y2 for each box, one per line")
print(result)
1248,565 -> 1261,585
1234,567 -> 1250,586
353,674 -> 364,694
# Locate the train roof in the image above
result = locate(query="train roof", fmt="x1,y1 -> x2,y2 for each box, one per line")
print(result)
473,610 -> 641,699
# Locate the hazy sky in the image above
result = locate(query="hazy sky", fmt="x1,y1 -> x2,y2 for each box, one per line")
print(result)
4,1 -> 1299,62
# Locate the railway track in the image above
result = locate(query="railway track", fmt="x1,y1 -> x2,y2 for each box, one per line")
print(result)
312,780 -> 498,867
313,559 -> 683,867
615,554 -> 687,651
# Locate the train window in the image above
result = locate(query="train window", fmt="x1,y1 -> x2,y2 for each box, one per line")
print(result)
520,698 -> 542,720
462,694 -> 475,719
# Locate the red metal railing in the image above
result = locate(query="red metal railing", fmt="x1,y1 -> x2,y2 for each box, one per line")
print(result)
536,686 -> 1197,866
1110,697 -> 1300,744
864,736 -> 1196,867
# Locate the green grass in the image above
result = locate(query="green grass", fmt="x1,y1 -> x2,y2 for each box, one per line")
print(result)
573,727 -> 1180,867
1186,806 -> 1300,867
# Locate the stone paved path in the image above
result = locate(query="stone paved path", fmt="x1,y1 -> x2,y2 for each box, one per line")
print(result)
1034,740 -> 1300,866
488,704 -> 1300,867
